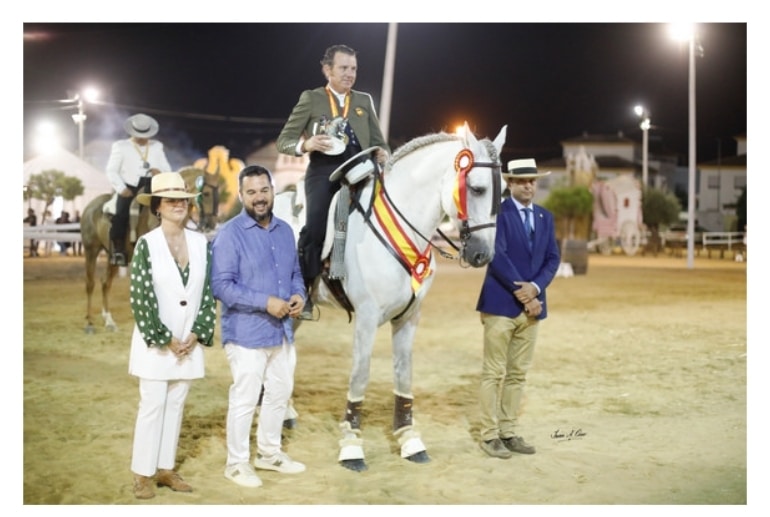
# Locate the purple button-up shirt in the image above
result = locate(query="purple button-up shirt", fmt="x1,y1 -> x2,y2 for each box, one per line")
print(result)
211,210 -> 305,349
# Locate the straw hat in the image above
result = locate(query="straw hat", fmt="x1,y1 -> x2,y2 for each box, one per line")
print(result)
502,158 -> 551,179
136,173 -> 197,206
124,113 -> 159,138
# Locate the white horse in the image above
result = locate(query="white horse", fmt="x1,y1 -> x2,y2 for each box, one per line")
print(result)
275,122 -> 506,471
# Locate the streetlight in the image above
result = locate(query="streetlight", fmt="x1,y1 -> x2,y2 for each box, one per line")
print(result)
670,23 -> 701,270
634,105 -> 651,188
63,87 -> 98,160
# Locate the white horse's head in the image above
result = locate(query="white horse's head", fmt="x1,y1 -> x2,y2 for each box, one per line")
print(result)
442,122 -> 506,267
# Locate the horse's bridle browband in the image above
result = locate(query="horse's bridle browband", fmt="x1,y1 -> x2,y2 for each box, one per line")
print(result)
457,159 -> 501,242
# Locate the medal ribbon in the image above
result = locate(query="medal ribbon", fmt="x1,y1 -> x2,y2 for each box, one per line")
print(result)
453,149 -> 474,221
326,87 -> 350,119
133,141 -> 150,169
372,181 -> 433,293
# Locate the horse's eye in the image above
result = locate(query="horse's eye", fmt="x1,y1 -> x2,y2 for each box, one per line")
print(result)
469,186 -> 485,196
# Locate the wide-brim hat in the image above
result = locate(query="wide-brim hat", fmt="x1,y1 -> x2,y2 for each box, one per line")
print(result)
329,147 -> 381,184
124,113 -> 159,138
136,172 -> 197,206
503,158 -> 551,179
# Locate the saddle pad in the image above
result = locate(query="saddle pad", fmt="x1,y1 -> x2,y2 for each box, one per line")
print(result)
102,193 -> 118,215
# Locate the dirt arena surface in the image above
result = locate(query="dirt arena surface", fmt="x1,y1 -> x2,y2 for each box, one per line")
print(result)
20,251 -> 754,512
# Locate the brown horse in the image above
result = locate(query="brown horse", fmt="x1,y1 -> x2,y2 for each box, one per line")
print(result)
179,166 -> 221,233
80,169 -> 210,333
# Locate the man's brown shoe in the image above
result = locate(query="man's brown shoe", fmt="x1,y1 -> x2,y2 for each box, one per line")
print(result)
502,435 -> 536,454
156,469 -> 193,492
133,474 -> 155,499
479,438 -> 513,459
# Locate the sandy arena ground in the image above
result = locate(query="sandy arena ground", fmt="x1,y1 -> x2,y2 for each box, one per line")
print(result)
19,250 -> 756,514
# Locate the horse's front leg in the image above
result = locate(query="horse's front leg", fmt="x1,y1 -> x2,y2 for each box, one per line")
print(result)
391,312 -> 430,464
100,264 -> 119,331
338,316 -> 378,472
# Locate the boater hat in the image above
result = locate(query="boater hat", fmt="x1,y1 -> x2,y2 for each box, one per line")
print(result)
124,113 -> 159,138
503,158 -> 551,179
136,172 -> 197,206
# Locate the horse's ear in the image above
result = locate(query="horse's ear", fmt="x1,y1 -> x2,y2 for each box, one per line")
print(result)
493,125 -> 507,155
459,121 -> 476,147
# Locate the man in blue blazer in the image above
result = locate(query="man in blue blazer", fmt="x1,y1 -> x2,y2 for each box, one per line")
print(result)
475,158 -> 561,459
277,44 -> 390,320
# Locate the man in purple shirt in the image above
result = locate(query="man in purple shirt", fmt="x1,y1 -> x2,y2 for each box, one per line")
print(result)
211,165 -> 307,488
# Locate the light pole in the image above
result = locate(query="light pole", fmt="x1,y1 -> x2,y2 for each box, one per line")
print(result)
63,87 -> 98,160
686,33 -> 697,269
71,95 -> 86,159
634,105 -> 650,188
670,23 -> 700,269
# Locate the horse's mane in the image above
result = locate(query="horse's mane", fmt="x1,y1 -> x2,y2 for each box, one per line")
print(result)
387,132 -> 459,169
386,131 -> 499,172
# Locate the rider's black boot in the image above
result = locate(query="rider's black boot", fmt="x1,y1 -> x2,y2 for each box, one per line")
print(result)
110,240 -> 127,267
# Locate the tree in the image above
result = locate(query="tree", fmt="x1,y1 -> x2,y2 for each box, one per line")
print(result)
735,186 -> 746,233
641,186 -> 681,254
26,169 -> 84,223
541,185 -> 594,241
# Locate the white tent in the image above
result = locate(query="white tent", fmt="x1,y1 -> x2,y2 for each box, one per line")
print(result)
23,148 -> 113,221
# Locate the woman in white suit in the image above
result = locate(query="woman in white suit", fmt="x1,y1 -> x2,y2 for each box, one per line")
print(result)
128,172 -> 216,499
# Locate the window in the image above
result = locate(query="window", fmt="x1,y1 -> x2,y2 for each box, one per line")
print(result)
707,174 -> 720,189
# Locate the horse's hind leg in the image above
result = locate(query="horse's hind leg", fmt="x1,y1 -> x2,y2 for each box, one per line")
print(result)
84,249 -> 99,334
391,315 -> 430,463
338,399 -> 366,471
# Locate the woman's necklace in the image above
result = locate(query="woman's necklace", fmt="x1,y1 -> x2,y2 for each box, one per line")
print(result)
164,232 -> 188,267
133,141 -> 150,170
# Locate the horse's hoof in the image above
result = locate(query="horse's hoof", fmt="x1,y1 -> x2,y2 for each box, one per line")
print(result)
340,459 -> 368,472
84,326 -> 94,335
405,451 -> 431,464
283,418 -> 297,430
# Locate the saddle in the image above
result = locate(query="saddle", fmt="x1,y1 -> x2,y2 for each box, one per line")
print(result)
102,193 -> 143,242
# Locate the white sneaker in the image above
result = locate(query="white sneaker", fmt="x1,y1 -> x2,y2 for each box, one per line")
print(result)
254,452 -> 306,474
224,462 -> 263,487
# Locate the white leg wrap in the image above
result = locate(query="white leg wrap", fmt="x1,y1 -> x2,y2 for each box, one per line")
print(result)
395,426 -> 426,458
338,437 -> 365,461
102,310 -> 117,331
338,420 -> 365,461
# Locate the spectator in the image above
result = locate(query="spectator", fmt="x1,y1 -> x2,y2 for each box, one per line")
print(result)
127,172 -> 216,499
24,208 -> 39,257
211,165 -> 307,488
475,158 -> 560,459
56,211 -> 72,256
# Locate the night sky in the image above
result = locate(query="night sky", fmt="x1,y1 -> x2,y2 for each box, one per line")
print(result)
22,21 -> 748,169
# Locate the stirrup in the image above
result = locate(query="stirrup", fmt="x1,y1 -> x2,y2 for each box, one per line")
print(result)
110,252 -> 127,267
297,302 -> 319,321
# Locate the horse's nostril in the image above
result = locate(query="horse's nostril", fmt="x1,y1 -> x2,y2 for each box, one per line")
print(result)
471,251 -> 493,267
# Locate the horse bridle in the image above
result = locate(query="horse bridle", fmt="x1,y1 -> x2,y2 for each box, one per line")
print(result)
358,151 -> 501,263
456,160 -> 502,241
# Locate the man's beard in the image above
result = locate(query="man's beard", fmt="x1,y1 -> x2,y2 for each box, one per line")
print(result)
245,203 -> 272,224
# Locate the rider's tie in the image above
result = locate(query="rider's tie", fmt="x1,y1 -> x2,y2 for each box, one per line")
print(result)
522,207 -> 534,249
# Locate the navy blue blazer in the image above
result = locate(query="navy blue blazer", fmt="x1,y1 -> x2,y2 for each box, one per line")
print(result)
475,197 -> 561,320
